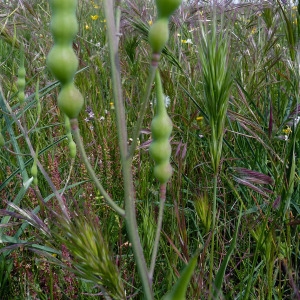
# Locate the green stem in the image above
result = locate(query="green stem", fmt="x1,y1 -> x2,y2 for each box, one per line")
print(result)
71,119 -> 125,217
209,174 -> 218,299
103,2 -> 153,298
149,183 -> 166,280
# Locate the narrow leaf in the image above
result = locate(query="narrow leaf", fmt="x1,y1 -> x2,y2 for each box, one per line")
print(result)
162,250 -> 199,300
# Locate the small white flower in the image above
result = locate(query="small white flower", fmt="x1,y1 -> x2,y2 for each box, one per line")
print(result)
153,94 -> 171,108
165,95 -> 170,107
89,111 -> 95,119
95,42 -> 101,47
294,116 -> 300,126
186,38 -> 193,44
99,116 -> 105,121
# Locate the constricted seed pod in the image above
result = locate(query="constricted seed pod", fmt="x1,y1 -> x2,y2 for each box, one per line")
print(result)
156,0 -> 183,19
50,0 -> 77,13
18,67 -> 26,79
69,140 -> 76,158
47,45 -> 78,84
51,13 -> 78,45
153,162 -> 173,184
151,111 -> 172,140
30,163 -> 38,178
148,18 -> 169,54
149,71 -> 173,184
58,83 -> 84,119
0,132 -> 5,147
149,140 -> 171,164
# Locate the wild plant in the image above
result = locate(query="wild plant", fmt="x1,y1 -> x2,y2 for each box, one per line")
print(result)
0,0 -> 198,299
0,0 -> 299,299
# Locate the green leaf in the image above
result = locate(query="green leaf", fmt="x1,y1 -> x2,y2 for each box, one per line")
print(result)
162,250 -> 199,300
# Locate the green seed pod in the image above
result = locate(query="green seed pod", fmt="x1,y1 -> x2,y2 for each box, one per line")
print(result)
18,91 -> 25,104
149,140 -> 171,164
58,83 -> 84,119
69,140 -> 76,158
51,13 -> 78,45
150,71 -> 173,184
33,177 -> 38,186
17,77 -> 26,91
31,163 -> 38,178
151,112 -> 172,140
156,0 -> 183,19
0,132 -> 5,147
47,45 -> 78,84
148,18 -> 169,54
18,67 -> 26,79
50,0 -> 77,13
153,162 -> 172,184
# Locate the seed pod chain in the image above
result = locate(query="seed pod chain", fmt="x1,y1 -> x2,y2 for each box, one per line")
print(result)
149,71 -> 173,184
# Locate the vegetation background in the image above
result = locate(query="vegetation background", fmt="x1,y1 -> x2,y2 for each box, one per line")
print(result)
0,0 -> 299,299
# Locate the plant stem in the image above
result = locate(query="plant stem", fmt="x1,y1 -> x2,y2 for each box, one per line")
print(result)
103,1 -> 153,298
149,183 -> 167,280
71,119 -> 125,217
209,173 -> 218,299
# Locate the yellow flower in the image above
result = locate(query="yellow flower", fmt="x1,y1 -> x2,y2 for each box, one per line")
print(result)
110,102 -> 115,110
282,126 -> 292,135
148,20 -> 153,26
91,15 -> 99,21
85,24 -> 90,30
196,116 -> 204,122
93,5 -> 100,9
181,39 -> 193,44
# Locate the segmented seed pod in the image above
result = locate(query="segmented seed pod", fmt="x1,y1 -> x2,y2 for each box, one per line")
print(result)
148,18 -> 169,54
58,83 -> 84,119
0,132 -> 5,147
47,0 -> 83,119
17,56 -> 26,105
149,71 -> 173,184
153,162 -> 173,184
149,140 -> 171,164
156,0 -> 183,19
51,13 -> 78,45
50,0 -> 77,13
31,161 -> 38,186
31,163 -> 38,178
47,45 -> 78,84
69,140 -> 77,159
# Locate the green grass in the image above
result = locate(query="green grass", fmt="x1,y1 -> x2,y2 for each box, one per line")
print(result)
0,0 -> 299,299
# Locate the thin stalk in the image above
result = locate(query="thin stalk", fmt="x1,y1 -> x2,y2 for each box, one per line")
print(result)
149,183 -> 166,280
70,119 -> 125,217
209,174 -> 218,299
103,1 -> 153,298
